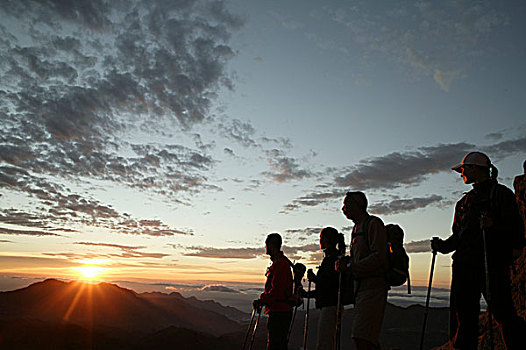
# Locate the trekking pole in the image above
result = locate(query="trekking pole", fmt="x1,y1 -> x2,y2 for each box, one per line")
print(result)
249,307 -> 261,350
419,238 -> 438,350
242,308 -> 256,350
288,297 -> 299,344
303,280 -> 312,350
334,271 -> 343,350
288,263 -> 306,345
481,213 -> 494,350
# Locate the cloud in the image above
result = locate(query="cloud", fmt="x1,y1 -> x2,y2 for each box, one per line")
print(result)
183,246 -> 264,259
433,69 -> 459,92
284,227 -> 322,242
0,255 -> 75,268
183,242 -> 319,260
284,243 -> 320,255
201,284 -> 241,293
480,137 -> 526,162
0,0 -> 241,235
323,2 -> 510,90
369,195 -> 444,215
334,143 -> 471,190
0,226 -> 61,237
405,239 -> 432,253
216,118 -> 258,148
74,241 -> 170,259
285,138 -> 526,211
262,149 -> 314,183
281,189 -> 344,212
0,188 -> 191,237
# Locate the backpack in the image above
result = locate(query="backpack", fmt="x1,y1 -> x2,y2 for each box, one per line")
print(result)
363,218 -> 411,293
385,224 -> 411,293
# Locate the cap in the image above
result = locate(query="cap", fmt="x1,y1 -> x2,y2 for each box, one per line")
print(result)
452,151 -> 491,173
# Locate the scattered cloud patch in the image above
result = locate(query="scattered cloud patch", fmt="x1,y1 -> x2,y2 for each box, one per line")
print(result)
183,243 -> 319,260
285,139 -> 526,212
369,195 -> 444,216
284,227 -> 322,242
0,226 -> 61,237
263,149 -> 313,183
0,0 -> 241,235
405,239 -> 432,254
201,284 -> 241,293
433,69 -> 459,92
184,246 -> 264,259
75,242 -> 170,259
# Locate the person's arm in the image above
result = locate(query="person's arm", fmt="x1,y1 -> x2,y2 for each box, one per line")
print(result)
260,259 -> 291,304
435,200 -> 463,254
350,217 -> 388,278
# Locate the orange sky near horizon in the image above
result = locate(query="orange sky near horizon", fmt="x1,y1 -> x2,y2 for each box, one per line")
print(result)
0,250 -> 454,292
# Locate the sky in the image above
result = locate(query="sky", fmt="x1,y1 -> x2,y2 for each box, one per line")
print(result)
1,0 -> 525,303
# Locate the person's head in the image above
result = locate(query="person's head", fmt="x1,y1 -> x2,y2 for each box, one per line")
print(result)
342,191 -> 368,222
265,233 -> 282,256
451,151 -> 498,184
319,226 -> 345,255
523,160 -> 526,174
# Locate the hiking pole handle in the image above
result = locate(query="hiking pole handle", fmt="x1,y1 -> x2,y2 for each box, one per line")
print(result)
425,249 -> 437,310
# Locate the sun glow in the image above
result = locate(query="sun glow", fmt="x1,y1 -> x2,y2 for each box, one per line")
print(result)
76,265 -> 105,279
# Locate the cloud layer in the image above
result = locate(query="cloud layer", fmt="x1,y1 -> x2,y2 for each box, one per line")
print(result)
0,0 -> 241,235
284,138 -> 526,214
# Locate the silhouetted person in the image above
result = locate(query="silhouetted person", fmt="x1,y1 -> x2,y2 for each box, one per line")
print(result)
513,160 -> 526,230
431,151 -> 526,349
303,227 -> 345,350
253,233 -> 293,350
337,191 -> 388,350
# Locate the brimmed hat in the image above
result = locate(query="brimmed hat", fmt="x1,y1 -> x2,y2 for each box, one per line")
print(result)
452,151 -> 491,173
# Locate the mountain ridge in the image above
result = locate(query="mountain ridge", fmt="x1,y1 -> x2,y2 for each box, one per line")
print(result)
0,278 -> 243,336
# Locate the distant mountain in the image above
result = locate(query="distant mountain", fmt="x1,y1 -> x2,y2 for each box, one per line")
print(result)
0,278 -> 454,349
140,291 -> 247,323
0,279 -> 242,336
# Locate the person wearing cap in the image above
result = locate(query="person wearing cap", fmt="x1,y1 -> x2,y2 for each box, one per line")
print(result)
431,152 -> 526,349
253,233 -> 293,350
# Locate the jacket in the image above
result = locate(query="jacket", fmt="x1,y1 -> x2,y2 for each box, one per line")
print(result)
260,252 -> 293,314
311,248 -> 340,309
439,179 -> 525,268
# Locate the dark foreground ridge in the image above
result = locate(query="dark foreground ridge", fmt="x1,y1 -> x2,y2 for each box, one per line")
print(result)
0,279 -> 450,349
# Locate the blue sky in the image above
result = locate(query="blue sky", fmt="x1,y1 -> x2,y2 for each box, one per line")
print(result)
1,0 -> 525,294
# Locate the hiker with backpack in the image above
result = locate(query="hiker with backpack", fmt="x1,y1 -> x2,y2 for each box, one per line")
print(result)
431,151 -> 526,349
302,226 -> 346,350
253,233 -> 294,350
336,191 -> 389,350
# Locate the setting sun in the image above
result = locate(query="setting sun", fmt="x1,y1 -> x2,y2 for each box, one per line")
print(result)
76,265 -> 105,279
